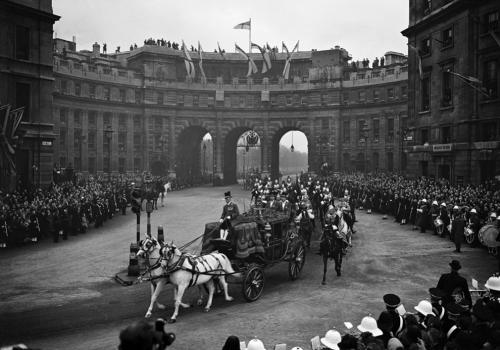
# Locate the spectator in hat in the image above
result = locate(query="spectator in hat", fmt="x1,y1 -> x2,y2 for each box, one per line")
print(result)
437,259 -> 472,309
470,302 -> 493,348
337,334 -> 357,350
222,335 -> 241,350
320,329 -> 341,350
383,293 -> 405,336
118,320 -> 154,350
219,191 -> 240,240
376,311 -> 394,347
450,207 -> 466,253
246,338 -> 266,350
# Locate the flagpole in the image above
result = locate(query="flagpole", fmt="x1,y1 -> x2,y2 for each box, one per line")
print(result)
249,18 -> 252,53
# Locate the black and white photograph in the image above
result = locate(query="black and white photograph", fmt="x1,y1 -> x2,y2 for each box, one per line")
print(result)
1,0 -> 500,349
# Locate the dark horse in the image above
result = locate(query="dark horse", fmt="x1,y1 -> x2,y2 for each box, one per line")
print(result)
320,224 -> 347,285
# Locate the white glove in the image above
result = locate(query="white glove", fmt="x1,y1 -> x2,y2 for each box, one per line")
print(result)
219,218 -> 224,223
226,216 -> 231,220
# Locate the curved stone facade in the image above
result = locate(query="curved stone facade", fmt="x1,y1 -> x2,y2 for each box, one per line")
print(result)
53,40 -> 408,183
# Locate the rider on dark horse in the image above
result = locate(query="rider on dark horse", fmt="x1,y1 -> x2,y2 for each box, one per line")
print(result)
320,222 -> 346,283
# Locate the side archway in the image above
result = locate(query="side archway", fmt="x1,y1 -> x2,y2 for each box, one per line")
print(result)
270,128 -> 310,180
223,127 -> 261,184
176,126 -> 211,183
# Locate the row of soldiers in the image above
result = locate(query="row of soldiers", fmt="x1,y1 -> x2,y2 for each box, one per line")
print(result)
0,180 -> 130,246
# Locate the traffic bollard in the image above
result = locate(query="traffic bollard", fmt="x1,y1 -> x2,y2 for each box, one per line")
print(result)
127,242 -> 140,276
157,225 -> 164,243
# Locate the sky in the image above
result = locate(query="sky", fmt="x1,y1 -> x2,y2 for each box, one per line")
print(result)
52,0 -> 409,153
53,0 -> 409,62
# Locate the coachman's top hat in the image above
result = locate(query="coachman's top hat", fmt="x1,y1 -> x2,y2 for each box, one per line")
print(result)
449,260 -> 461,270
383,293 -> 401,309
429,287 -> 446,300
224,191 -> 231,198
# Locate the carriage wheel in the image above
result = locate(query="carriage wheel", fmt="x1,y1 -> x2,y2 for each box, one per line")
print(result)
242,264 -> 265,302
288,243 -> 306,281
465,233 -> 475,245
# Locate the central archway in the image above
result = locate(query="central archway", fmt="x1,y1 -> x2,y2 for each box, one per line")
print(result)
223,128 -> 261,185
271,129 -> 309,180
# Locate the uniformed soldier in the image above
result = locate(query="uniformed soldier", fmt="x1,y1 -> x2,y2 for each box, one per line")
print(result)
429,287 -> 447,321
219,191 -> 240,240
382,293 -> 405,337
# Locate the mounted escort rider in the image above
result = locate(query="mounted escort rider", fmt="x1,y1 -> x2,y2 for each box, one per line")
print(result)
219,191 -> 240,241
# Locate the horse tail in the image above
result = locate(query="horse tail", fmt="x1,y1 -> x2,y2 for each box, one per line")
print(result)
220,253 -> 242,278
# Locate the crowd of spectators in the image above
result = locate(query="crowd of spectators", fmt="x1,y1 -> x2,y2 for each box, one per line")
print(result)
143,38 -> 180,50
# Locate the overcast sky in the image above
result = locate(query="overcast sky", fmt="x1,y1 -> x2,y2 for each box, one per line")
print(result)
53,0 -> 409,153
53,0 -> 409,62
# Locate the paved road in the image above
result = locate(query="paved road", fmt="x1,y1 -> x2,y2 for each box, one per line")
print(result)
0,185 -> 496,350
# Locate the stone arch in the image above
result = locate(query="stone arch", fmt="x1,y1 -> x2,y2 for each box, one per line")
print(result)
175,125 -> 211,183
270,127 -> 311,180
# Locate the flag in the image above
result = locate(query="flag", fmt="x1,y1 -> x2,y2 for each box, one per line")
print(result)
282,42 -> 289,56
182,40 -> 195,79
217,42 -> 225,59
235,43 -> 258,77
251,42 -> 272,74
0,104 -> 11,136
490,30 -> 500,48
233,20 -> 251,30
198,41 -> 206,81
407,43 -> 423,80
8,107 -> 24,140
282,41 -> 299,80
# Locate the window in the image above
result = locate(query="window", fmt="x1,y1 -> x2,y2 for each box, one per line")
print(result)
74,129 -> 82,150
358,91 -> 366,102
157,92 -> 164,105
134,133 -> 142,152
421,75 -> 431,111
15,25 -> 30,60
481,122 -> 497,141
421,128 -> 429,144
485,11 -> 499,33
442,27 -> 453,48
441,66 -> 453,107
60,108 -> 67,124
372,152 -> 379,170
74,110 -> 81,125
135,90 -> 142,104
343,121 -> 350,143
373,119 -> 380,141
88,131 -> 96,149
120,89 -> 126,102
484,60 -> 498,99
358,120 -> 366,142
343,93 -> 349,105
154,116 -> 163,130
119,113 -> 127,128
441,126 -> 451,143
387,118 -> 394,142
103,112 -> 112,128
89,84 -> 96,98
134,158 -> 142,172
420,161 -> 429,177
59,128 -> 66,147
75,82 -> 81,96
373,89 -> 379,100
401,86 -> 408,98
118,132 -> 127,152
133,115 -> 142,130
60,80 -> 67,94
193,95 -> 199,106
88,111 -> 96,127
387,152 -> 394,172
103,87 -> 110,100
387,88 -> 395,99
15,82 -> 30,121
420,37 -> 431,56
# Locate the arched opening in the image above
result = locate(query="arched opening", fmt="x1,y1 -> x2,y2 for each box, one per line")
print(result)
176,126 -> 211,185
223,128 -> 261,185
200,133 -> 213,184
273,130 -> 308,180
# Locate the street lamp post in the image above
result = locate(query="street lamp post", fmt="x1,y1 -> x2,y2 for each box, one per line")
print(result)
104,126 -> 113,182
203,142 -> 207,178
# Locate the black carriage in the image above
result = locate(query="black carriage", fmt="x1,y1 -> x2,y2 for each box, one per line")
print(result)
201,207 -> 306,302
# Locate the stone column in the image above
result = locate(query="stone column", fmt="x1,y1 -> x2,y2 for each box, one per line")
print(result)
81,110 -> 89,175
97,111 -> 104,176
126,114 -> 134,174
214,111 -> 224,181
260,112 -> 271,178
168,114 -> 176,178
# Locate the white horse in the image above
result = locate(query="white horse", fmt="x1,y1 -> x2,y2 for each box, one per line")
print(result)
161,242 -> 238,323
137,236 -> 204,319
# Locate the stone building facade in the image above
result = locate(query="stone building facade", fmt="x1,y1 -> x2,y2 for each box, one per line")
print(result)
0,0 -> 59,188
53,40 -> 408,183
402,0 -> 500,184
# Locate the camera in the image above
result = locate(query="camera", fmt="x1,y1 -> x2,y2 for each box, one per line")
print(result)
154,318 -> 176,349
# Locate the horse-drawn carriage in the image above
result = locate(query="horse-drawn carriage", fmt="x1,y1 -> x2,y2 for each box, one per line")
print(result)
201,207 -> 306,302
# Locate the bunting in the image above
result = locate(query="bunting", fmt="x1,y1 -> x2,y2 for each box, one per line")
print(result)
217,42 -> 225,59
251,42 -> 272,74
198,41 -> 206,81
182,40 -> 195,79
235,43 -> 258,77
0,104 -> 24,173
233,20 -> 251,30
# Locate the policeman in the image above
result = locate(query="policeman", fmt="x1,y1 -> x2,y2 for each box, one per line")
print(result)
219,191 -> 240,240
429,287 -> 447,321
382,293 -> 405,337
